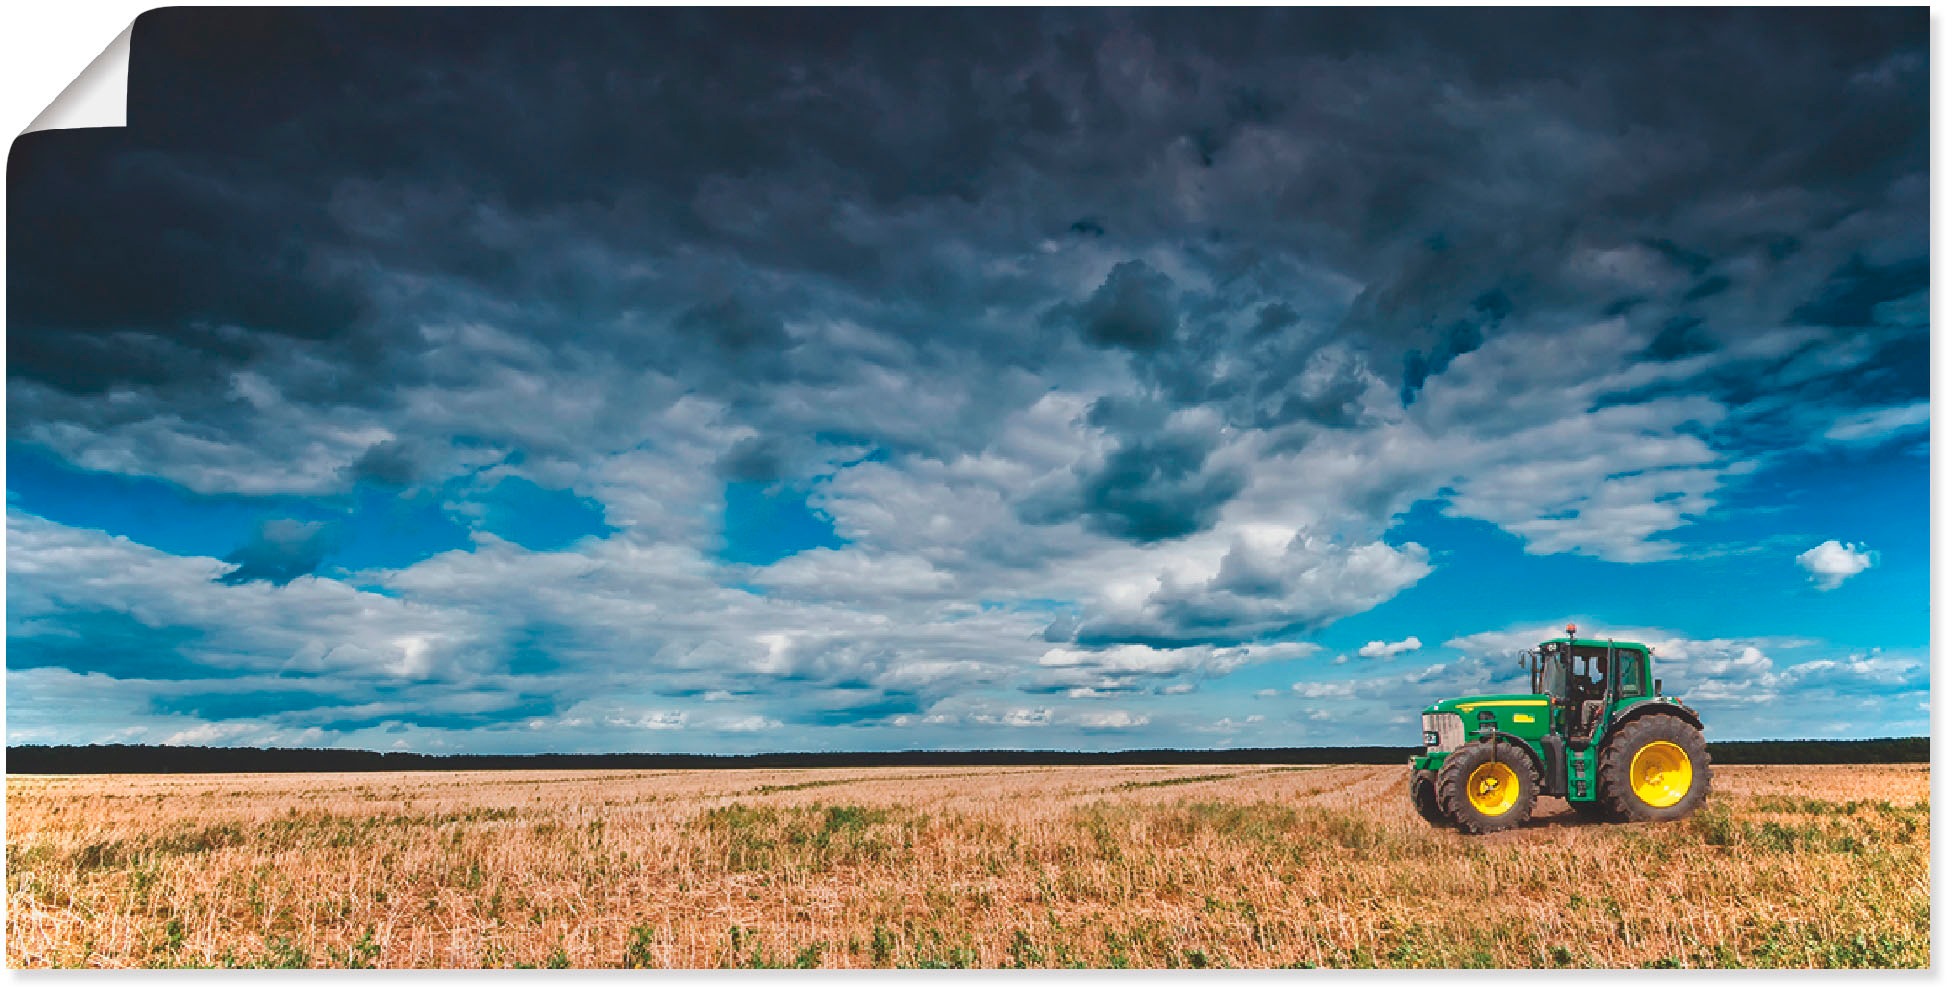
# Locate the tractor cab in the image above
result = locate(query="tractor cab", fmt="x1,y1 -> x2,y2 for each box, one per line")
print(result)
1407,623 -> 1709,834
1530,636 -> 1656,742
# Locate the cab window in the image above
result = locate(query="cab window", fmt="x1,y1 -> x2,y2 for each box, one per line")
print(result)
1616,649 -> 1646,698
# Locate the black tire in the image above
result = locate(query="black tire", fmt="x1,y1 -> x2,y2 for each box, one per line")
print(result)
1599,714 -> 1711,822
1409,770 -> 1446,826
1436,741 -> 1539,834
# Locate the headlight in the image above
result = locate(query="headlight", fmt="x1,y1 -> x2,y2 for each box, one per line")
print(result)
1422,730 -> 1440,747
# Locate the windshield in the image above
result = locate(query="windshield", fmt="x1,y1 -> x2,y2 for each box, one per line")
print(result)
1539,652 -> 1570,699
1535,642 -> 1646,700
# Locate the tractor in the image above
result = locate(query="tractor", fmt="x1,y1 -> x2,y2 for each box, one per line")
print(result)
1408,625 -> 1710,833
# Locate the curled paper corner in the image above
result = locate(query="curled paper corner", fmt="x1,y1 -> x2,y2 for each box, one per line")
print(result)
22,23 -> 133,135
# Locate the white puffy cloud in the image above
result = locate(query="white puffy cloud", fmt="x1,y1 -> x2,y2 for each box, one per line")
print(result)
604,710 -> 689,731
1030,639 -> 1318,696
1796,539 -> 1874,590
991,708 -> 1053,728
1076,710 -> 1151,731
1357,636 -> 1422,659
1776,652 -> 1926,695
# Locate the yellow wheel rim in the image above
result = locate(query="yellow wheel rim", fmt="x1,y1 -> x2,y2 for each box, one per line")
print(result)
1630,740 -> 1693,808
1465,760 -> 1520,817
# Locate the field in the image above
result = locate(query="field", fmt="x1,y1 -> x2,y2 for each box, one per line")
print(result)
5,763 -> 1930,969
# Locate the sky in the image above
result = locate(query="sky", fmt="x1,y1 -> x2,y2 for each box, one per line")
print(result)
4,9 -> 1929,753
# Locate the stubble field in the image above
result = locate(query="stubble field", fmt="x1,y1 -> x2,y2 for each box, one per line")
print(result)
5,763 -> 1930,968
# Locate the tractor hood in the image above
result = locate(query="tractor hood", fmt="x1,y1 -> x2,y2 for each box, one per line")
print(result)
1422,693 -> 1553,743
1422,693 -> 1548,716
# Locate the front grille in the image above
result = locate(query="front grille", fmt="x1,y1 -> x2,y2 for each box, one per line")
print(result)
1422,712 -> 1464,752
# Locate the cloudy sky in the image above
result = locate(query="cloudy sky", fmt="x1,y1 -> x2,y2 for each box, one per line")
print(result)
5,9 -> 1928,752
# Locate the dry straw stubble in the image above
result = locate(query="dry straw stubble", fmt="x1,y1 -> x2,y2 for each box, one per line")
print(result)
5,762 -> 1928,968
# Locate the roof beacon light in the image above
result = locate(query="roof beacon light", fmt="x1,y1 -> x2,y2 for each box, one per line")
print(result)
1566,623 -> 1578,639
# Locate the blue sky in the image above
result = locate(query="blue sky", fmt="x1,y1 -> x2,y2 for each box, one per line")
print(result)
5,9 -> 1929,751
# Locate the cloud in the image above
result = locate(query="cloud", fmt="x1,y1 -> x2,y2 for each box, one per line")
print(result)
712,715 -> 784,733
1067,526 -> 1431,647
1061,260 -> 1181,352
981,708 -> 1053,729
1776,651 -> 1925,695
605,711 -> 689,731
1796,540 -> 1874,590
1020,402 -> 1249,543
219,519 -> 342,585
1198,715 -> 1264,734
1076,710 -> 1151,731
1823,402 -> 1928,445
1357,636 -> 1422,659
1030,639 -> 1316,695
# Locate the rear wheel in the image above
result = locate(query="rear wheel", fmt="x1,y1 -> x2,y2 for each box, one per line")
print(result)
1436,741 -> 1538,834
1599,714 -> 1711,822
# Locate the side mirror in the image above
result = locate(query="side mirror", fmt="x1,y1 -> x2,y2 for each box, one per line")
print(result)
1655,678 -> 1662,696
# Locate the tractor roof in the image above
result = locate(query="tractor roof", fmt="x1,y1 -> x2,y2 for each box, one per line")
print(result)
1542,637 -> 1650,652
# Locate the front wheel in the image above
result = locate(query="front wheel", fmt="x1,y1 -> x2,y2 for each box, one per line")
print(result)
1436,741 -> 1538,834
1409,769 -> 1446,826
1598,714 -> 1711,822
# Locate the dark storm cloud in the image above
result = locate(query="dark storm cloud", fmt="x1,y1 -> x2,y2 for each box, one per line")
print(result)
10,10 -> 1924,455
306,696 -> 560,734
11,8 -> 1922,389
218,519 -> 341,585
346,439 -> 423,487
1790,256 -> 1930,329
1070,429 -> 1245,542
793,692 -> 926,728
1019,396 -> 1246,542
1061,260 -> 1181,352
1640,239 -> 1714,279
1399,289 -> 1506,405
1641,317 -> 1715,363
716,435 -> 789,484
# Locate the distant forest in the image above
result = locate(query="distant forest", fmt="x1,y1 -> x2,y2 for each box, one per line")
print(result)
4,738 -> 1929,775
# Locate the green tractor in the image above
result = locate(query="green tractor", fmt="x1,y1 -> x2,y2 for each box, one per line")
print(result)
1408,625 -> 1710,834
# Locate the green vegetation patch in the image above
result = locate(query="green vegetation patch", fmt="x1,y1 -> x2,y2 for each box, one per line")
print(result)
1119,773 -> 1241,790
748,778 -> 866,796
691,802 -> 908,872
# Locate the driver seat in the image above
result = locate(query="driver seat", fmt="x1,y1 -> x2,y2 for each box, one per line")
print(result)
1575,700 -> 1605,741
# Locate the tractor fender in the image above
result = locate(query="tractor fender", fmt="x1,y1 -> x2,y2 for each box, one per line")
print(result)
1459,731 -> 1545,774
1602,699 -> 1704,742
